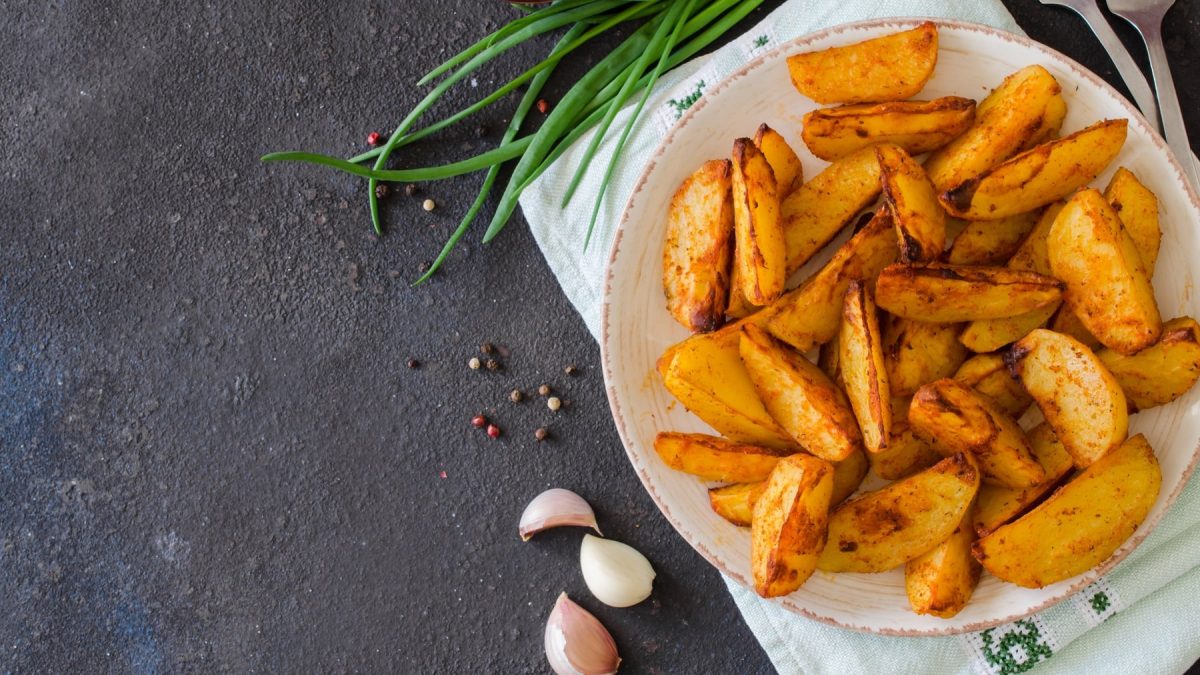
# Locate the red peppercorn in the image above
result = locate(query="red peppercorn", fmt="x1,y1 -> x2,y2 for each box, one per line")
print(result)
367,131 -> 382,146
536,99 -> 549,114
486,424 -> 501,439
471,414 -> 487,428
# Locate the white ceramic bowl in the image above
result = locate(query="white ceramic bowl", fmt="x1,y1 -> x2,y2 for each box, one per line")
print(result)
601,18 -> 1200,635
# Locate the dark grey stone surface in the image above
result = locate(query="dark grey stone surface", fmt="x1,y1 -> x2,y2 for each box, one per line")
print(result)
1,1 -> 1196,673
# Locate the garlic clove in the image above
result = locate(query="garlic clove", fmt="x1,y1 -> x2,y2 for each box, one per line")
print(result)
520,488 -> 601,541
579,534 -> 656,608
545,592 -> 621,675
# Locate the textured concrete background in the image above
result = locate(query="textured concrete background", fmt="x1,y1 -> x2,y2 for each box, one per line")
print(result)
1,1 -> 1197,672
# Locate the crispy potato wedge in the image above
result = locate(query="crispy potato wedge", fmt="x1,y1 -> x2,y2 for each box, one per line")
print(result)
653,432 -> 789,482
925,65 -> 1064,193
818,452 -> 980,573
1048,188 -> 1161,354
709,481 -> 766,527
1008,328 -> 1128,467
973,422 -> 1074,537
781,147 -> 882,275
832,447 -> 869,506
958,203 -> 1064,352
909,378 -> 1045,488
755,123 -> 804,196
905,506 -> 981,618
663,159 -> 735,332
818,331 -> 841,383
740,324 -> 863,461
875,263 -> 1063,323
884,317 -> 969,397
973,434 -> 1161,588
870,397 -> 942,480
801,97 -> 975,161
945,210 -> 1041,266
1105,167 -> 1160,274
1049,306 -> 1102,349
732,138 -> 785,305
953,353 -> 1032,419
1099,317 -> 1200,412
1022,87 -> 1068,149
752,454 -> 834,597
725,267 -> 760,320
877,144 -> 946,262
786,22 -> 937,104
941,119 -> 1128,220
769,208 -> 898,352
839,281 -> 892,453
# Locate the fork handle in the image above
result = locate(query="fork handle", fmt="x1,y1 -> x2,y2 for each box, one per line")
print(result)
1072,1 -> 1160,131
1139,21 -> 1200,194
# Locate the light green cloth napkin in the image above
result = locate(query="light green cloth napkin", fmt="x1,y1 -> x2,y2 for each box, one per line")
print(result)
519,2 -> 1200,673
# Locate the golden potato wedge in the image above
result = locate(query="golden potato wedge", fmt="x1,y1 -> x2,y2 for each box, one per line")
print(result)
725,267 -> 759,320
945,210 -> 1041,266
926,65 -> 1064,193
752,454 -> 834,597
875,263 -> 1063,323
832,447 -> 869,506
953,353 -> 1032,419
877,144 -> 946,262
653,432 -> 789,482
781,146 -> 882,275
973,422 -> 1074,537
1008,328 -> 1128,467
909,378 -> 1045,488
870,397 -> 942,480
818,452 -> 980,573
905,506 -> 980,618
740,324 -> 863,461
839,281 -> 892,453
801,97 -> 975,161
1048,188 -> 1161,354
818,331 -> 841,383
1049,306 -> 1102,349
769,208 -> 898,352
1099,317 -> 1200,411
663,159 -> 735,332
884,317 -> 969,397
941,119 -> 1128,220
1022,87 -> 1068,149
732,138 -> 785,305
786,22 -> 937,105
709,481 -> 765,527
755,123 -> 804,196
1105,167 -> 1160,274
973,434 -> 1161,588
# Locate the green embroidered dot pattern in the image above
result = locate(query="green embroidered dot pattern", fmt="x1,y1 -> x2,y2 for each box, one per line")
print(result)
1090,591 -> 1111,614
979,619 -> 1053,674
753,35 -> 770,48
668,80 -> 706,119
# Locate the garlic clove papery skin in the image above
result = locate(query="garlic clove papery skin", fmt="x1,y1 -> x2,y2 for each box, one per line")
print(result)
545,592 -> 621,675
579,534 -> 656,608
520,488 -> 601,541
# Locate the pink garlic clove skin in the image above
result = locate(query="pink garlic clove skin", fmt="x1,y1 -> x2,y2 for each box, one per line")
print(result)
519,488 -> 601,541
545,593 -> 621,675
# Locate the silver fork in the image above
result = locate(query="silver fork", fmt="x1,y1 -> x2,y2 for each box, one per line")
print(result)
1038,0 -> 1160,132
1107,0 -> 1200,193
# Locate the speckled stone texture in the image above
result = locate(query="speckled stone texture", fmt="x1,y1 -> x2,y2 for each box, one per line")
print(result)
1,1 -> 1196,672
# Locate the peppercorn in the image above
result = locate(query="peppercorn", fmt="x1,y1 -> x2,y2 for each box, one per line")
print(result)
538,384 -> 551,396
406,358 -> 420,369
547,396 -> 562,411
481,342 -> 495,355
485,359 -> 500,371
486,424 -> 501,439
367,131 -> 382,146
468,357 -> 481,370
564,364 -> 578,376
472,414 -> 487,428
534,427 -> 548,442
422,198 -> 436,212
509,389 -> 523,403
537,99 -> 550,114
404,184 -> 419,196
375,183 -> 389,199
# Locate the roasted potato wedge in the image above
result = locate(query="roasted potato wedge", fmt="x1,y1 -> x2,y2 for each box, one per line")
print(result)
1048,188 -> 1161,354
832,447 -> 869,506
973,422 -> 1074,537
945,210 -> 1041,266
1099,317 -> 1200,411
973,434 -> 1161,588
781,146 -> 882,275
769,209 -> 898,352
786,22 -> 937,104
909,378 -> 1045,488
1022,87 -> 1068,149
884,317 -> 969,397
663,159 -> 735,332
818,452 -> 980,573
725,267 -> 759,320
870,397 -> 942,480
925,65 -> 1064,193
709,482 -> 766,527
953,353 -> 1032,419
818,331 -> 841,383
740,324 -> 863,461
941,119 -> 1128,220
653,432 -> 789,482
905,506 -> 980,618
1008,328 -> 1128,467
732,138 -> 785,305
877,144 -> 946,262
752,454 -> 834,597
801,97 -> 975,161
875,263 -> 1063,323
755,123 -> 804,196
839,281 -> 892,453
1104,167 -> 1160,274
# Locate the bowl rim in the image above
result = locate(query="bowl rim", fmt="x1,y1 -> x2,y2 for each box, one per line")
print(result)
599,16 -> 1200,636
